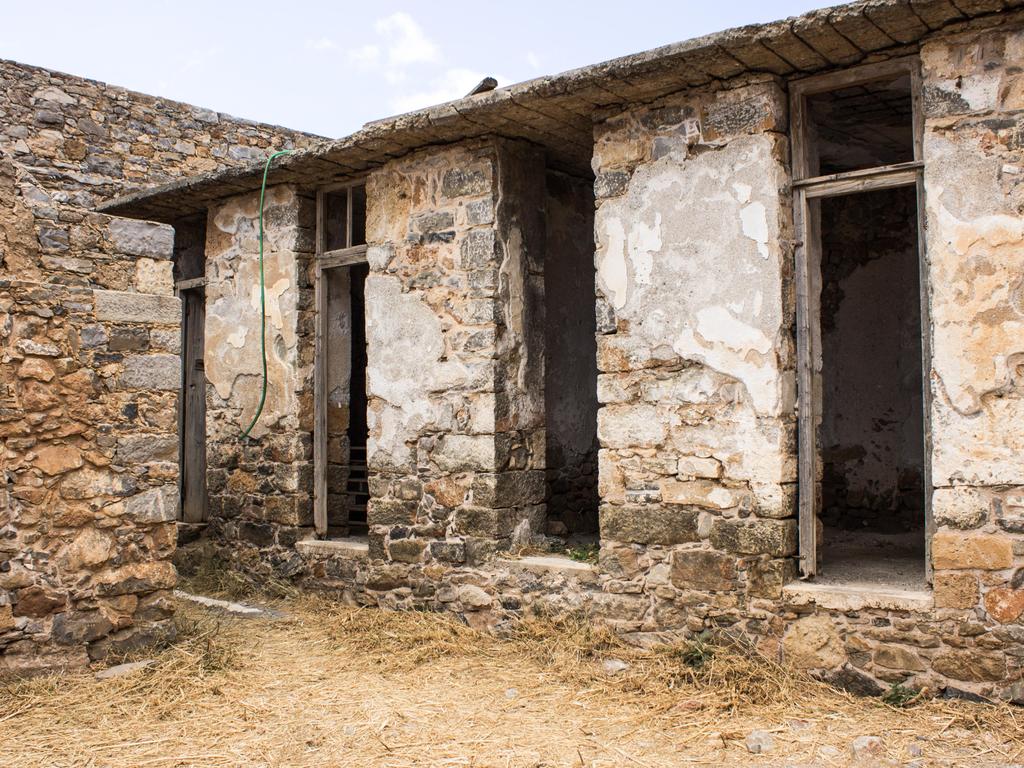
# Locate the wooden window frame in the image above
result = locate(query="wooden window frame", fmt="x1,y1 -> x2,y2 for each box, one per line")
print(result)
789,56 -> 933,580
313,181 -> 368,536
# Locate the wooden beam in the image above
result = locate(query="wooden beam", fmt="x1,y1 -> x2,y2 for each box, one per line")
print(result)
174,276 -> 208,291
789,55 -> 916,99
793,161 -> 923,188
319,246 -> 369,269
911,58 -> 934,583
794,187 -> 818,578
313,191 -> 328,536
802,167 -> 919,198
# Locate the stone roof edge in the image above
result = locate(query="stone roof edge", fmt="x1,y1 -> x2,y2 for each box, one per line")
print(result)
97,0 -> 1022,223
1,56 -> 325,141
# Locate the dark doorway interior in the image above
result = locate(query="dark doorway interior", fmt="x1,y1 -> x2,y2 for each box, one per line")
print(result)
345,262 -> 370,533
817,185 -> 924,584
325,262 -> 369,536
543,170 -> 599,540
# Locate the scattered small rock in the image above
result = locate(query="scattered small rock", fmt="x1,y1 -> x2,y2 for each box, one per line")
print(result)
456,585 -> 492,610
745,730 -> 775,754
602,658 -> 630,675
851,735 -> 884,760
94,659 -> 154,680
908,743 -> 924,757
818,745 -> 841,758
505,687 -> 518,699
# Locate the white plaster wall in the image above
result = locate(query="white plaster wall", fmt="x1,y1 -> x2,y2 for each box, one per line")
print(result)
594,133 -> 795,486
921,25 -> 1024,488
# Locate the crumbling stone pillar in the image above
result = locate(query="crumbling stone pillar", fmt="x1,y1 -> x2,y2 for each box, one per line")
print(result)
203,185 -> 316,570
920,25 -> 1024,692
591,80 -> 797,634
364,138 -> 547,565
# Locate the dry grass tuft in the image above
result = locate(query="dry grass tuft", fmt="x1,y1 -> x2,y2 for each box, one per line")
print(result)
1,591 -> 1021,767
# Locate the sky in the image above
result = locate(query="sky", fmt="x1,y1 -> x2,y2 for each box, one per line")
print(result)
2,1 -> 828,138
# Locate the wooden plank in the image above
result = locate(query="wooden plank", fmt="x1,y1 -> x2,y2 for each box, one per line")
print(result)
911,57 -> 925,164
789,56 -> 915,99
176,287 -> 187,523
319,246 -> 369,269
911,60 -> 935,583
791,63 -> 815,577
346,183 -> 353,249
174,276 -> 208,291
791,72 -> 811,185
793,161 -> 923,188
794,187 -> 818,578
314,189 -> 328,536
803,168 -> 919,198
181,287 -> 207,523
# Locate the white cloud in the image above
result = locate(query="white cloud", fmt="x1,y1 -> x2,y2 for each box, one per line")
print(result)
348,44 -> 380,67
526,51 -> 542,71
305,37 -> 337,51
375,12 -> 439,66
391,68 -> 504,113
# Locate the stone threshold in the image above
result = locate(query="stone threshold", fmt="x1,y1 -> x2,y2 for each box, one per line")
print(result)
497,554 -> 599,583
782,580 -> 933,612
296,536 -> 370,559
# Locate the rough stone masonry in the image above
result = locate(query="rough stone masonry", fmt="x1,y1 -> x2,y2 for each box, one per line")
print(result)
7,0 -> 1024,705
0,59 -> 318,674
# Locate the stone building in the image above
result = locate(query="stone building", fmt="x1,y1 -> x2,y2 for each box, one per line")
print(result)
0,59 -> 318,674
5,0 -> 1024,702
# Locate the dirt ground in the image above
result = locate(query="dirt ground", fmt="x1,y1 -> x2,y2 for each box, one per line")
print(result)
1,589 -> 1021,768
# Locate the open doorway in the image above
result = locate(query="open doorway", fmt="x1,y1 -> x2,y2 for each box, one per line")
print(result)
543,170 -> 599,545
791,58 -> 930,585
322,263 -> 369,536
817,186 -> 925,586
314,182 -> 368,538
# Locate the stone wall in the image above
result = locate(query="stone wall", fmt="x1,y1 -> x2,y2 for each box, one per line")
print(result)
363,138 -> 548,566
0,58 -> 320,207
202,185 -> 316,575
591,78 -> 798,634
918,21 -> 1024,677
1,156 -> 179,675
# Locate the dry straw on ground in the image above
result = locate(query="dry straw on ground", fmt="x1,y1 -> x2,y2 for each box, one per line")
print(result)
1,585 -> 1021,767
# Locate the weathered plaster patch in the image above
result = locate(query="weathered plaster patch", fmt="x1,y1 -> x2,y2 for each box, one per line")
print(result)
365,275 -> 466,464
740,201 -> 770,259
594,134 -> 788,417
627,213 -> 662,287
204,188 -> 302,435
598,217 -> 629,310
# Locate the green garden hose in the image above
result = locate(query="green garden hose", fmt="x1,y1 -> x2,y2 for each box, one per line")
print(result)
240,149 -> 295,439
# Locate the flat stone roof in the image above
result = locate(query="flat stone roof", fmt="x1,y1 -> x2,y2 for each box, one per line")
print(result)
98,0 -> 1020,223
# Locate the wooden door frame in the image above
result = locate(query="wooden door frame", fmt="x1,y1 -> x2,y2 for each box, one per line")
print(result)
177,278 -> 208,524
788,55 -> 932,580
313,181 -> 368,536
